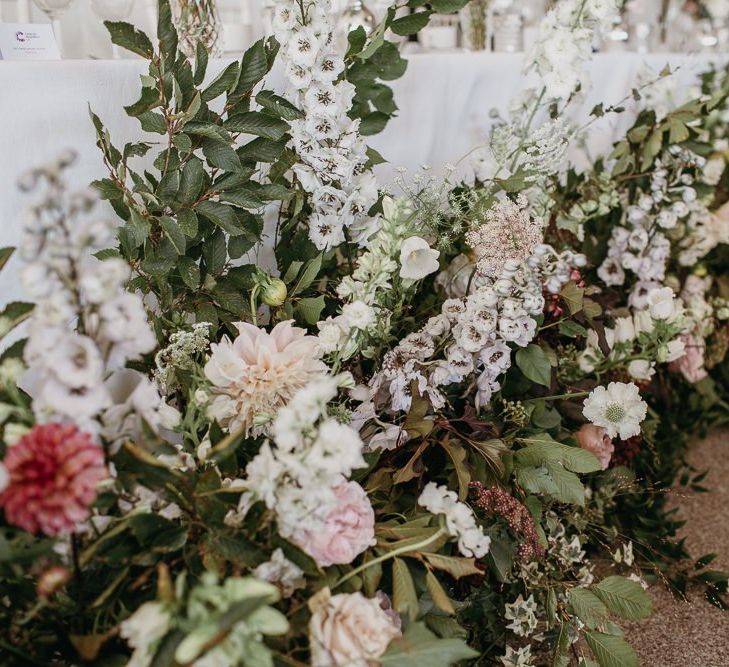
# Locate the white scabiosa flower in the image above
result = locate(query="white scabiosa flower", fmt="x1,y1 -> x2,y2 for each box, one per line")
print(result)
582,381 -> 648,440
399,236 -> 440,281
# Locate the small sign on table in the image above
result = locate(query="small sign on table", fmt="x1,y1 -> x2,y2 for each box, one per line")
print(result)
0,23 -> 61,61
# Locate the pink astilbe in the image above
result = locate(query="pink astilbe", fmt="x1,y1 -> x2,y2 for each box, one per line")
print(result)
0,423 -> 107,536
465,195 -> 544,277
470,482 -> 545,561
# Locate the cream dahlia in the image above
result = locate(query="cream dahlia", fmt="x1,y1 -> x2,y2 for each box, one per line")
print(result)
0,423 -> 107,535
204,320 -> 327,436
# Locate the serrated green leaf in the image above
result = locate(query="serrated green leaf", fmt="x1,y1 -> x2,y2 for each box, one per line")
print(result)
177,256 -> 201,289
392,557 -> 418,621
202,139 -> 241,171
425,571 -> 455,615
197,201 -> 244,235
177,209 -> 198,237
0,247 -> 14,272
226,111 -> 290,140
255,90 -> 304,121
390,11 -> 432,36
421,553 -> 481,579
592,576 -> 653,620
159,217 -> 186,254
295,296 -> 326,325
104,20 -> 153,58
568,588 -> 609,629
202,62 -> 240,101
545,460 -> 586,505
584,631 -> 639,667
178,157 -> 205,206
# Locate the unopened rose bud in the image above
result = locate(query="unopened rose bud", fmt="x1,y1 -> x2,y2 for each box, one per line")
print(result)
37,566 -> 71,598
260,278 -> 287,307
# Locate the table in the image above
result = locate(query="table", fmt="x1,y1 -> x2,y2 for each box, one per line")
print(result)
0,52 -> 723,306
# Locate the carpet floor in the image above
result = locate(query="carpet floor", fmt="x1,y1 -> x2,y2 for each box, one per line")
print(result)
623,430 -> 729,666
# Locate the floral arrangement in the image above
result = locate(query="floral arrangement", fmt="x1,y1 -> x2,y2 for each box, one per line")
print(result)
1,1 -> 729,666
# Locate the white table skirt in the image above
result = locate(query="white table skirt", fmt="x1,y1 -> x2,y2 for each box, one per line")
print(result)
0,52 -> 722,305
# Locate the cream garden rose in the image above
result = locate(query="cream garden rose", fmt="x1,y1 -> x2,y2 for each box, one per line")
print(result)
308,589 -> 401,667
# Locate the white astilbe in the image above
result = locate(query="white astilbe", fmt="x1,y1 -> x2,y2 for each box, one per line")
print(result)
17,153 -> 157,433
273,0 -> 378,250
374,244 -> 585,412
418,482 -> 491,558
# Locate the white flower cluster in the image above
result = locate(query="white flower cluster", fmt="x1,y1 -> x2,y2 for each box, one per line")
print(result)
227,376 -> 375,565
417,482 -> 491,559
599,149 -> 716,288
578,286 -> 686,380
504,594 -> 539,638
376,244 -> 583,412
320,198 -> 434,359
272,0 -> 378,250
154,322 -> 211,392
528,0 -> 620,101
18,154 -> 159,434
500,644 -> 535,667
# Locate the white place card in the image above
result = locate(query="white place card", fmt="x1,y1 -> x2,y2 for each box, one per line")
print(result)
0,23 -> 61,61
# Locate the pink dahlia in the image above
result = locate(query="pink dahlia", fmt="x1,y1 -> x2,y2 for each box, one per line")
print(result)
0,423 -> 107,535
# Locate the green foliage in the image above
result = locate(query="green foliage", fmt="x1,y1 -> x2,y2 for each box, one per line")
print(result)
92,1 -> 290,330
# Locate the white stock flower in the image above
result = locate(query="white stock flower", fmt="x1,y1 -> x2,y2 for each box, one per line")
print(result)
645,287 -> 680,321
399,236 -> 440,281
120,601 -> 172,667
341,300 -> 375,330
582,382 -> 647,440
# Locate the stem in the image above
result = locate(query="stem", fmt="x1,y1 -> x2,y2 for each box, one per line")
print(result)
249,285 -> 260,326
524,390 -> 591,403
333,527 -> 448,589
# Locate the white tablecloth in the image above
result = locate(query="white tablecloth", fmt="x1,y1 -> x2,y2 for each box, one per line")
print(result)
0,52 -> 722,304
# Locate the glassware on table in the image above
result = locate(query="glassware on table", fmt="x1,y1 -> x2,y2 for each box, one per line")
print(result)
172,0 -> 223,58
338,0 -> 376,40
32,0 -> 74,55
419,13 -> 459,51
460,0 -> 489,51
491,1 -> 523,53
91,0 -> 135,58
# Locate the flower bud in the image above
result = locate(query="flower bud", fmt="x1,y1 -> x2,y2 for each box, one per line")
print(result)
261,278 -> 288,307
37,566 -> 71,598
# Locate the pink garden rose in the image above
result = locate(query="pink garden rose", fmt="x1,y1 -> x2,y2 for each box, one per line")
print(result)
300,480 -> 375,568
669,334 -> 707,384
0,423 -> 107,535
576,424 -> 614,470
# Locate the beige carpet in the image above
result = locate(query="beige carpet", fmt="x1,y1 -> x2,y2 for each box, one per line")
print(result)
623,430 -> 729,666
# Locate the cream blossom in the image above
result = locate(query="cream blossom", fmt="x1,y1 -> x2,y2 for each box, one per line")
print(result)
308,588 -> 402,667
582,382 -> 647,440
204,320 -> 327,436
399,236 -> 440,281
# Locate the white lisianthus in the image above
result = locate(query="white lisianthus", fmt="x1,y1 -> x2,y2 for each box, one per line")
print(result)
645,287 -> 680,321
633,309 -> 654,334
614,316 -> 636,343
317,317 -> 347,353
120,601 -> 172,667
627,359 -> 655,381
399,236 -> 440,281
582,382 -> 648,440
658,338 -> 686,363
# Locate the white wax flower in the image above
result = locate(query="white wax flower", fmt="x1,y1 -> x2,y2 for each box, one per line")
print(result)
582,382 -> 647,440
399,236 -> 440,281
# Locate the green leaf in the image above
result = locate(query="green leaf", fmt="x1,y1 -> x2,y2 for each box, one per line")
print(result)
156,0 -> 178,62
0,247 -> 14,272
177,209 -> 198,237
380,622 -> 478,666
559,320 -> 587,338
194,41 -> 209,86
197,201 -> 244,235
159,217 -> 186,254
295,296 -> 326,325
202,62 -> 240,101
178,256 -> 201,288
425,571 -> 455,615
517,465 -> 558,496
360,111 -> 391,136
429,0 -> 469,10
138,111 -> 167,134
255,90 -> 304,121
225,111 -> 289,140
584,631 -> 639,667
515,344 -> 551,387
290,254 -> 322,296
202,139 -> 241,171
104,20 -> 153,58
592,576 -> 653,620
568,588 -> 609,629
179,157 -> 205,206
234,39 -> 269,96
516,435 -> 601,473
421,553 -> 481,579
0,302 -> 34,340
390,11 -> 432,36
392,557 -> 418,621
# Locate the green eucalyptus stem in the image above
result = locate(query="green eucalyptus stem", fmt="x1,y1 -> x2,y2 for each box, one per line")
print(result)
333,527 -> 449,589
